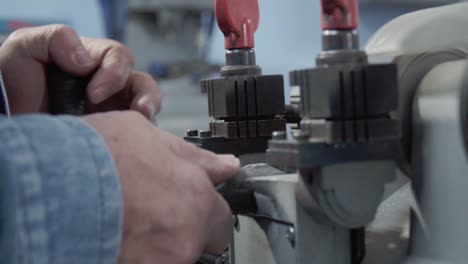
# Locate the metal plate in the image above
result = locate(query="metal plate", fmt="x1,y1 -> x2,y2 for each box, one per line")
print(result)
290,64 -> 397,119
202,75 -> 285,119
210,119 -> 286,139
185,136 -> 269,157
393,50 -> 468,168
461,59 -> 468,158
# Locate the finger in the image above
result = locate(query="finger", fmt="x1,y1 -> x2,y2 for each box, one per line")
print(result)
128,72 -> 162,119
163,132 -> 240,185
81,38 -> 134,104
5,24 -> 97,75
205,193 -> 234,255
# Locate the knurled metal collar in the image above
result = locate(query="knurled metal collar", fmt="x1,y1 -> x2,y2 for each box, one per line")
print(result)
221,49 -> 262,77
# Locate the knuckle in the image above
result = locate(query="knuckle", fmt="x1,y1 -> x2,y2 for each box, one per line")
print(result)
5,24 -> 78,54
49,24 -> 75,35
122,110 -> 155,135
194,179 -> 218,208
179,165 -> 217,207
139,72 -> 161,99
219,198 -> 234,220
46,24 -> 77,42
7,28 -> 28,42
123,110 -> 149,124
186,141 -> 203,155
6,24 -> 76,46
5,28 -> 34,47
113,44 -> 135,67
104,67 -> 124,82
169,136 -> 192,156
172,235 -> 202,263
155,95 -> 163,114
139,72 -> 155,83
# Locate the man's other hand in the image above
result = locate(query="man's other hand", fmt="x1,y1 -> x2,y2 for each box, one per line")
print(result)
0,25 -> 161,119
84,111 -> 240,264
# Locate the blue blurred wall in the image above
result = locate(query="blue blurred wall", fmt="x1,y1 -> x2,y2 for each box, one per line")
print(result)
100,0 -> 127,41
0,0 -> 105,38
207,1 -> 444,79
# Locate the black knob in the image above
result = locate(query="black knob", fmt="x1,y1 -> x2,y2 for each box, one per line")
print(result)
46,64 -> 91,115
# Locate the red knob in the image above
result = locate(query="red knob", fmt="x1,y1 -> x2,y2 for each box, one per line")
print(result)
215,0 -> 260,49
321,0 -> 359,30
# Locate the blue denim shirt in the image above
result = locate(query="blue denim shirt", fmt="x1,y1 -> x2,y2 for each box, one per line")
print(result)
0,78 -> 123,264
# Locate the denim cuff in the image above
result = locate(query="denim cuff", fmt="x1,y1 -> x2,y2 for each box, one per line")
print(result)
0,115 -> 122,264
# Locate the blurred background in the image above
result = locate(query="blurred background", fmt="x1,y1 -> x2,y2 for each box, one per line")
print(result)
0,0 -> 463,136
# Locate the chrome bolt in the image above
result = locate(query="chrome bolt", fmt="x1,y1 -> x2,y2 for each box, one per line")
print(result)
286,226 -> 295,248
199,130 -> 212,138
272,131 -> 287,140
186,130 -> 199,137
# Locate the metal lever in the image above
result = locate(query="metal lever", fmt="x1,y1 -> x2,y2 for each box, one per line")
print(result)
220,189 -> 258,215
46,64 -> 90,115
215,0 -> 259,49
321,0 -> 359,30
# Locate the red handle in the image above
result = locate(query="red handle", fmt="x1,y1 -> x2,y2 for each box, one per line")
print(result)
321,0 -> 359,30
215,0 -> 260,49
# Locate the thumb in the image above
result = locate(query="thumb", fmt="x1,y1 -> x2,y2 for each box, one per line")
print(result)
7,24 -> 96,75
161,131 -> 240,185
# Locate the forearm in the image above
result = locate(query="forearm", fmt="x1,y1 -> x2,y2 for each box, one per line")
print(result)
0,115 -> 122,264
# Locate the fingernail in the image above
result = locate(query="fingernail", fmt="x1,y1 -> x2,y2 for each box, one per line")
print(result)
72,47 -> 93,66
89,87 -> 108,104
219,155 -> 240,169
145,103 -> 156,118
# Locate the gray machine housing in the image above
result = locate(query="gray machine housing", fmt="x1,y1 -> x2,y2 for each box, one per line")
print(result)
228,3 -> 468,264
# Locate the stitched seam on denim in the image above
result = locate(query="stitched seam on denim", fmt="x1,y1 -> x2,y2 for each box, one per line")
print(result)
7,121 -> 49,264
56,117 -> 121,264
2,121 -> 33,264
16,122 -> 49,264
73,118 -> 121,264
1,133 -> 24,263
0,71 -> 10,116
88,137 -> 104,264
67,118 -> 104,264
18,118 -> 59,263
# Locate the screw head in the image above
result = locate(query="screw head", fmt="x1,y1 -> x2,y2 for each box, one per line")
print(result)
186,130 -> 199,137
286,226 -> 295,248
293,131 -> 309,141
272,131 -> 287,140
234,215 -> 240,232
199,130 -> 212,138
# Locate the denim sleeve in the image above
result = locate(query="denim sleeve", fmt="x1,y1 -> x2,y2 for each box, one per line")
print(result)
0,114 -> 122,264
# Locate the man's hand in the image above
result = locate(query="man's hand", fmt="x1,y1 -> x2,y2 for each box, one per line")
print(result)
84,111 -> 240,264
0,25 -> 161,119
